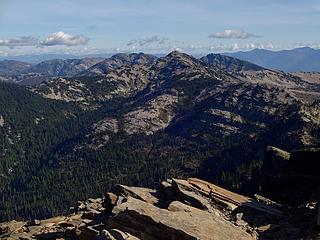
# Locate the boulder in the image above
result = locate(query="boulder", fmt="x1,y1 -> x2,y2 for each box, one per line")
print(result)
157,180 -> 173,195
104,192 -> 118,210
111,185 -> 158,205
96,229 -> 115,240
187,178 -> 282,216
75,198 -> 105,213
81,209 -> 101,220
107,229 -> 140,240
171,178 -> 215,211
77,226 -> 100,240
26,219 -> 41,226
107,196 -> 254,240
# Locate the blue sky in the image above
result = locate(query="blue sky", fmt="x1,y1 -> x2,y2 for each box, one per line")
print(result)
0,0 -> 319,55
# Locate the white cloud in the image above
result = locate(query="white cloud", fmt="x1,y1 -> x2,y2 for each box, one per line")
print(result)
242,42 -> 275,50
0,36 -> 39,48
0,32 -> 90,50
261,42 -> 274,49
40,32 -> 89,46
230,43 -> 241,51
244,43 -> 257,49
209,29 -> 261,39
127,35 -> 168,47
205,42 -> 276,53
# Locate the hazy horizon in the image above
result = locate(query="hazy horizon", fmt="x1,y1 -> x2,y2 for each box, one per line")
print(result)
1,0 -> 319,57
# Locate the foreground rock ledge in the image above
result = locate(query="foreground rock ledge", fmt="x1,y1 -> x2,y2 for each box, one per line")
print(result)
0,177 -> 310,240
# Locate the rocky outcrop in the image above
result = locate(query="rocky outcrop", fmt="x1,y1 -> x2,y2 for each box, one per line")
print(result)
261,147 -> 320,205
124,94 -> 178,135
261,146 -> 290,177
0,115 -> 4,127
2,177 -> 306,240
108,197 -> 252,240
84,117 -> 119,149
32,77 -> 95,105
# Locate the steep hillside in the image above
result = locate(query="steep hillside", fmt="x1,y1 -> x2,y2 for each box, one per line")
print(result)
0,82 -> 100,220
0,60 -> 31,75
293,72 -> 320,84
201,53 -> 265,72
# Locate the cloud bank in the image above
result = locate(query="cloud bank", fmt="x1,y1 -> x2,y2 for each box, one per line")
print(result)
40,32 -> 89,46
0,36 -> 39,48
127,35 -> 168,47
0,32 -> 89,49
209,30 -> 261,39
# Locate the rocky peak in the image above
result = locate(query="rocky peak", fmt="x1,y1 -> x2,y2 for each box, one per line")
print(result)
166,50 -> 187,58
151,51 -> 215,82
111,52 -> 158,65
164,50 -> 202,67
79,53 -> 156,77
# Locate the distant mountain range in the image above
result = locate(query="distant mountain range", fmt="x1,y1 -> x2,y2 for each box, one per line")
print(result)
0,53 -> 160,64
225,47 -> 320,72
0,53 -> 112,64
1,47 -> 320,72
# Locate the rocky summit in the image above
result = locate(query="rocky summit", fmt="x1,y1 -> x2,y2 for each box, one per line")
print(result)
1,177 -> 318,240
